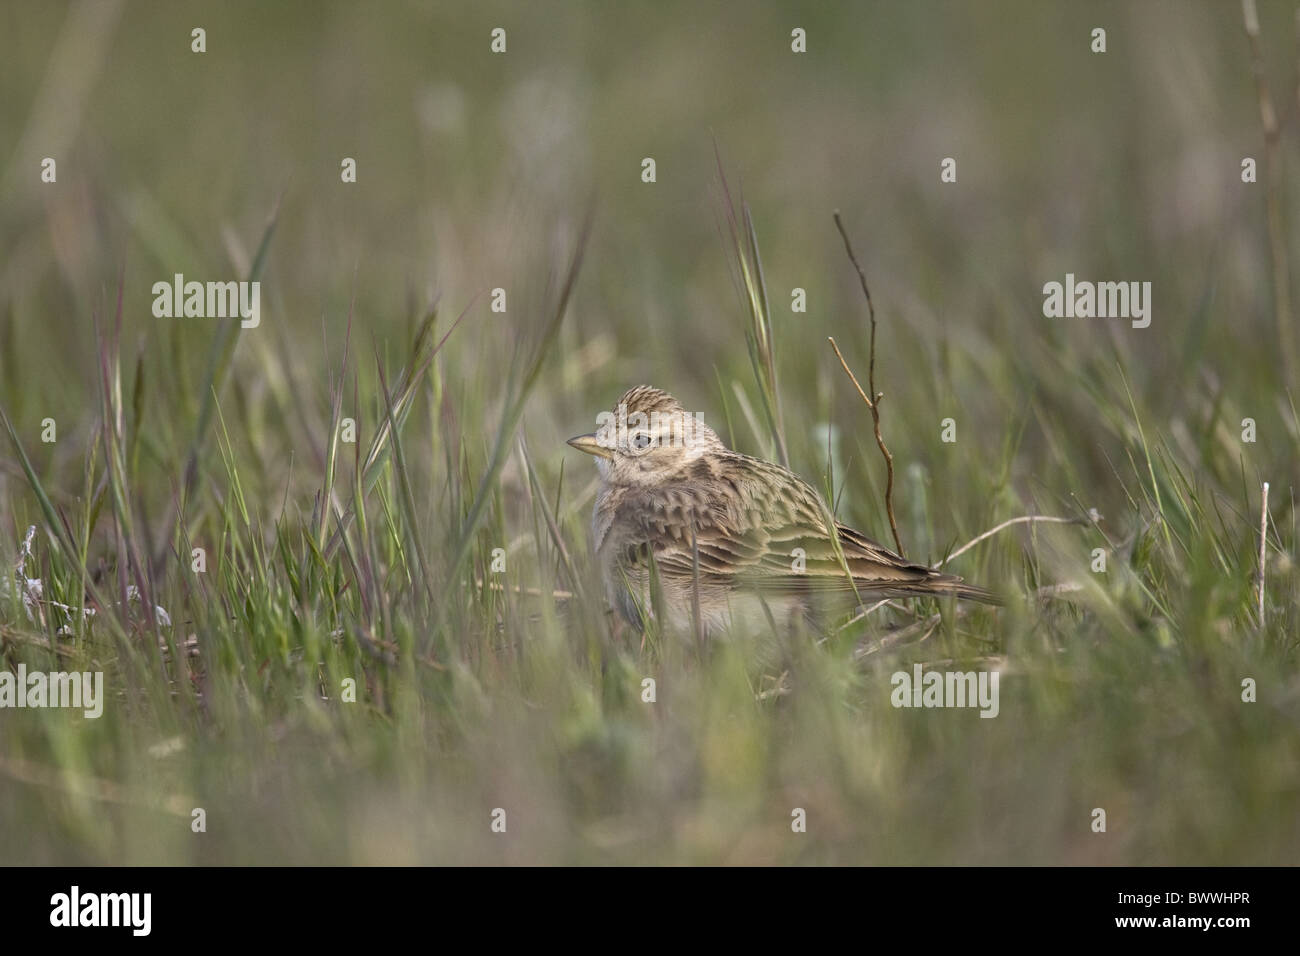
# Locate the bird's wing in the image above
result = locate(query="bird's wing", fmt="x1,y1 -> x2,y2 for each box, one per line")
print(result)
614,459 -> 985,599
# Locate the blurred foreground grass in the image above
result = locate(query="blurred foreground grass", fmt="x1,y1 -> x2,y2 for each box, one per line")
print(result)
0,0 -> 1298,864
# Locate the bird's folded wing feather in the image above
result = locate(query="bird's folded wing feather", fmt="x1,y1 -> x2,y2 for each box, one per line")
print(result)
616,474 -> 943,594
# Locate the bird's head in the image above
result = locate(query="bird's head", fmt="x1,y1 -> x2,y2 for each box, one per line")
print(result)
567,385 -> 724,486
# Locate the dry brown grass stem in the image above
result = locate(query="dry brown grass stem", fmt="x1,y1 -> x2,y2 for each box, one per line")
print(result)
828,213 -> 903,557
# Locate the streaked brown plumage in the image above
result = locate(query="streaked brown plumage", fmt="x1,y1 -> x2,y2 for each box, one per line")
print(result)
568,386 -> 998,636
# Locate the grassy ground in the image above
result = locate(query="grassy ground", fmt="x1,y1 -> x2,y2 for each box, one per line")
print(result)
1,0 -> 1297,864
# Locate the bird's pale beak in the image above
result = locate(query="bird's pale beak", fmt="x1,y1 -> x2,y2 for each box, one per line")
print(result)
567,433 -> 614,460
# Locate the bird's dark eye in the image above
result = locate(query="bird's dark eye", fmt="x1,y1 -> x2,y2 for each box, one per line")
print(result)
631,432 -> 652,450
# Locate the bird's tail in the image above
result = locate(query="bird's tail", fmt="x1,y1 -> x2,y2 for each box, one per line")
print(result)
891,572 -> 1004,606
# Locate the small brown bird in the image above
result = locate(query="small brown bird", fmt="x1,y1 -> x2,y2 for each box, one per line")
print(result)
568,386 -> 998,637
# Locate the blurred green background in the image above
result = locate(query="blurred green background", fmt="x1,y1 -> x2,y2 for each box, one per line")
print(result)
0,0 -> 1296,865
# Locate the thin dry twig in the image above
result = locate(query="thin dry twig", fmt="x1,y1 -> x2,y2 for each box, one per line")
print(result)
827,232 -> 902,562
831,597 -> 898,635
854,611 -> 944,659
934,514 -> 1088,568
834,515 -> 1087,634
1243,0 -> 1299,384
1257,480 -> 1270,627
